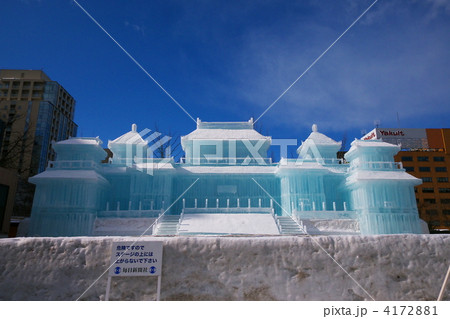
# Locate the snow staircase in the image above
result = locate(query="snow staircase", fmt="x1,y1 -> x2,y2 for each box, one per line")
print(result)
276,216 -> 305,235
154,215 -> 181,235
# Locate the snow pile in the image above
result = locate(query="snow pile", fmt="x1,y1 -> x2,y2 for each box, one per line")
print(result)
0,235 -> 448,301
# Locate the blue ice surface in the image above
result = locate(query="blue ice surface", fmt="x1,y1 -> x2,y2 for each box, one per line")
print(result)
28,120 -> 423,236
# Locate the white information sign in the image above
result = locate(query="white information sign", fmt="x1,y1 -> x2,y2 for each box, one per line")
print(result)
109,241 -> 163,277
106,241 -> 163,301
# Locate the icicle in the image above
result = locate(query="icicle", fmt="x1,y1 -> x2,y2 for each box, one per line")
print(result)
259,198 -> 261,208
322,202 -> 326,211
182,198 -> 185,209
333,202 -> 336,211
343,202 -> 347,211
237,198 -> 240,208
227,199 -> 230,208
194,198 -> 197,208
216,198 -> 219,208
312,202 -> 316,211
205,198 -> 208,208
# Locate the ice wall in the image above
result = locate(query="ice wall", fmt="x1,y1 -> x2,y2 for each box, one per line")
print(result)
0,235 -> 448,301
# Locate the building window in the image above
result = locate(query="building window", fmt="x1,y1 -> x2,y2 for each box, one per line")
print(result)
418,156 -> 429,162
421,177 -> 432,183
422,187 -> 434,193
401,156 -> 413,161
437,177 -> 449,183
439,188 -> 450,193
419,167 -> 431,172
405,167 -> 414,172
424,198 -> 436,204
426,209 -> 438,215
441,199 -> 450,204
433,156 -> 445,162
443,210 -> 450,215
436,167 -> 447,172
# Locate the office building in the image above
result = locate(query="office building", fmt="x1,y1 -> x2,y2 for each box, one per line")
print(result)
0,69 -> 77,224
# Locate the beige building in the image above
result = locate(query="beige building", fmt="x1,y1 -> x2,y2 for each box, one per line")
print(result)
0,69 -> 77,227
0,167 -> 18,234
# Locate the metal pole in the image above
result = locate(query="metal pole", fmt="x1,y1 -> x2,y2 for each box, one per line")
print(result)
156,275 -> 162,301
105,276 -> 112,301
438,265 -> 450,301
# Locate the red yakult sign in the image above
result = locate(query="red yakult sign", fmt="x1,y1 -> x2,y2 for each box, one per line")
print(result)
362,128 -> 426,140
361,128 -> 428,149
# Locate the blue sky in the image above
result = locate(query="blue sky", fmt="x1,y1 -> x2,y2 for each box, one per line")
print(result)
1,0 -> 449,154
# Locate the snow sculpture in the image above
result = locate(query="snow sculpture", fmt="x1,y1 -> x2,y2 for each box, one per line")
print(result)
345,139 -> 422,234
29,137 -> 108,236
28,121 -> 425,236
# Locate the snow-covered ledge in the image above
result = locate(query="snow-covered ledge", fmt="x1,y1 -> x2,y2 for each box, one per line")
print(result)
0,235 -> 448,301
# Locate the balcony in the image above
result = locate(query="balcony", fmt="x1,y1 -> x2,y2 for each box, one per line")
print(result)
350,161 -> 403,171
180,157 -> 273,165
48,160 -> 100,170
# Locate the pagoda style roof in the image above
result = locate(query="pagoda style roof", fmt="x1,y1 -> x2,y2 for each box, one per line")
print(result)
55,137 -> 102,146
296,124 -> 341,157
345,139 -> 401,161
182,118 -> 270,141
108,124 -> 147,145
302,124 -> 341,146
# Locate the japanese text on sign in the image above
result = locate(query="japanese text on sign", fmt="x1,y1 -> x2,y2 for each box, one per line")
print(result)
109,241 -> 163,277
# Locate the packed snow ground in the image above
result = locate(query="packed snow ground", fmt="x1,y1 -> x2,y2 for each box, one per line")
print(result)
178,214 -> 280,235
0,235 -> 448,301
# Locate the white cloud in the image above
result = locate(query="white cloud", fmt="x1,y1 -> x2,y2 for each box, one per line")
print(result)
218,1 -> 450,134
124,20 -> 146,36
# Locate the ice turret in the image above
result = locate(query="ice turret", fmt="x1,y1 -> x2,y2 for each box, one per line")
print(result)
29,137 -> 109,236
345,139 -> 423,234
297,124 -> 341,160
108,124 -> 148,165
278,125 -> 348,218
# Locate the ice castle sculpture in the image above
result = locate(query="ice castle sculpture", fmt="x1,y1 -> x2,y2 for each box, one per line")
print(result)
28,119 -> 425,236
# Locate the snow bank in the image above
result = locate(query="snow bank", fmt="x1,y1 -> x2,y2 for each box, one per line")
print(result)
0,235 -> 448,301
